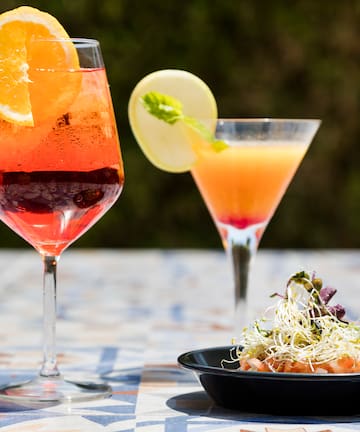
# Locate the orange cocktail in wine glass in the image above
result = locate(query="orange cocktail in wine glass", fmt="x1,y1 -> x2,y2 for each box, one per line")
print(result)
0,7 -> 124,403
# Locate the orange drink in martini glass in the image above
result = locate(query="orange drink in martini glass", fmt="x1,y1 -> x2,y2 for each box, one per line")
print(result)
129,70 -> 320,333
0,7 -> 124,402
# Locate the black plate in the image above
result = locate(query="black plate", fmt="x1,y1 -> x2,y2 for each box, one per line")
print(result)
178,346 -> 360,415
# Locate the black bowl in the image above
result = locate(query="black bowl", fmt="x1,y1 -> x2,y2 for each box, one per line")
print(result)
178,346 -> 360,415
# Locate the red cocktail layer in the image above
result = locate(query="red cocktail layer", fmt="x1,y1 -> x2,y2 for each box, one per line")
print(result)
0,168 -> 123,255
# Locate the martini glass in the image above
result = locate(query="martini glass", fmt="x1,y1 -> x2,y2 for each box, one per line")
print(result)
190,119 -> 320,333
0,39 -> 124,403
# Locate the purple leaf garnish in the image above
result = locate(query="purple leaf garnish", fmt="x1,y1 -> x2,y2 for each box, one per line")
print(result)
320,286 -> 337,304
327,304 -> 346,320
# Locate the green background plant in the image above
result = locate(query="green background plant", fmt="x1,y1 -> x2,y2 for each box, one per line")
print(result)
1,0 -> 359,249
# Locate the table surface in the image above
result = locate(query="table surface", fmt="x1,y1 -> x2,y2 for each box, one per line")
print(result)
0,248 -> 359,431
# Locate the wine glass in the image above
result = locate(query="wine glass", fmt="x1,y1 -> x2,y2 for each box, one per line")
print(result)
0,39 -> 124,403
190,119 -> 320,333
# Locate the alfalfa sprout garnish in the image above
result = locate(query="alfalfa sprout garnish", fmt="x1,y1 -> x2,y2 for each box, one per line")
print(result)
226,271 -> 360,373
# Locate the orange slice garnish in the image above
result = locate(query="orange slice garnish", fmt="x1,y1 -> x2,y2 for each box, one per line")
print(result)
0,6 -> 81,126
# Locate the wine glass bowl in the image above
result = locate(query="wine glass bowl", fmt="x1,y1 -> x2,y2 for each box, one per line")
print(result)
191,118 -> 320,332
0,38 -> 124,403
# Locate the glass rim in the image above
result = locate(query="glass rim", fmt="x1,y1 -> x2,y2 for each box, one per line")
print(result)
70,38 -> 100,48
30,37 -> 100,47
206,118 -> 321,124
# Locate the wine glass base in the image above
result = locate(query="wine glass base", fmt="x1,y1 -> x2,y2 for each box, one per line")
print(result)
0,375 -> 112,405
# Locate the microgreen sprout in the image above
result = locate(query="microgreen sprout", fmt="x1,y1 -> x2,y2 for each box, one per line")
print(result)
231,270 -> 360,372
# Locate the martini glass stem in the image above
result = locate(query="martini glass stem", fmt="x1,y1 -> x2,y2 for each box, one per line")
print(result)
232,243 -> 251,307
40,255 -> 61,378
224,222 -> 266,335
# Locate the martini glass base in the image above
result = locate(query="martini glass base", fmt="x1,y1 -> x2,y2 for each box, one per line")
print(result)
0,375 -> 112,405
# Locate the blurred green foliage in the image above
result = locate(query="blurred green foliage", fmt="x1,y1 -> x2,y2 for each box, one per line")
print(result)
0,0 -> 359,249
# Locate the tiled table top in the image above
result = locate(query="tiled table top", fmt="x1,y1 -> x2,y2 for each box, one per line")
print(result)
0,248 -> 359,431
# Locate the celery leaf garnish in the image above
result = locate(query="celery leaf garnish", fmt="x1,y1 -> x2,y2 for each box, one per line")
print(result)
141,92 -> 182,125
141,91 -> 228,152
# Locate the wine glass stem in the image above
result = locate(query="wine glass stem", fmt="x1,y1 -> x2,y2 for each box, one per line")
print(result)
40,255 -> 61,378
